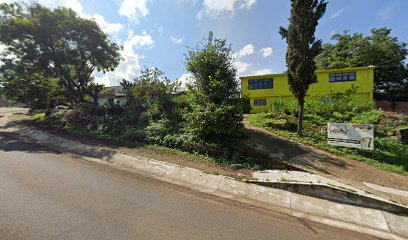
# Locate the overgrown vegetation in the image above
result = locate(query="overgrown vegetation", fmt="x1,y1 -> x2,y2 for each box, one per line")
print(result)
28,32 -> 259,171
0,2 -> 121,108
184,31 -> 244,143
249,91 -> 408,175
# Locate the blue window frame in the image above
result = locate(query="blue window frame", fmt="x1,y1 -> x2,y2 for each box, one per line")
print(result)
248,78 -> 273,90
329,72 -> 356,82
254,99 -> 266,106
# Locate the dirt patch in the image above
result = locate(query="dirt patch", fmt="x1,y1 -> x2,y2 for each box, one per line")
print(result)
9,113 -> 254,180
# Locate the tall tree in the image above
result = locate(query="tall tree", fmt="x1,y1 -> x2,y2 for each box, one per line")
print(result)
185,31 -> 243,142
279,0 -> 327,135
0,70 -> 62,109
315,28 -> 408,98
130,68 -> 178,120
0,3 -> 121,105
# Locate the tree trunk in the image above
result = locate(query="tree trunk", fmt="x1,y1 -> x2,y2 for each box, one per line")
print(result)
297,98 -> 305,136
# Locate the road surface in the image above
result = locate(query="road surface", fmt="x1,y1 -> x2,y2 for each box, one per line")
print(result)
0,114 -> 377,239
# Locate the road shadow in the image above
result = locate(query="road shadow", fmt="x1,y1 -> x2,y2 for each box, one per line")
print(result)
242,128 -> 351,175
0,122 -> 117,162
0,132 -> 61,154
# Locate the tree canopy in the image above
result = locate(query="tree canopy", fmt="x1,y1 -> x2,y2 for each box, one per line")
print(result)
279,0 -> 327,135
184,31 -> 243,142
315,28 -> 408,98
0,3 -> 121,106
121,68 -> 178,121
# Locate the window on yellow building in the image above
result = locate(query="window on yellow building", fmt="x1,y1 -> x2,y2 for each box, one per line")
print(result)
329,72 -> 356,82
254,99 -> 266,106
248,79 -> 273,89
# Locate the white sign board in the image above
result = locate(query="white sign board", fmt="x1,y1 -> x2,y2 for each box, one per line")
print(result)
327,123 -> 374,150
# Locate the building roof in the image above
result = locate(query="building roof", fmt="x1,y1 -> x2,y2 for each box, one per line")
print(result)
239,66 -> 375,80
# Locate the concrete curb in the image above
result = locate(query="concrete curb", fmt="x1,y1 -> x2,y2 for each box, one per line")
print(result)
3,118 -> 408,240
248,169 -> 408,215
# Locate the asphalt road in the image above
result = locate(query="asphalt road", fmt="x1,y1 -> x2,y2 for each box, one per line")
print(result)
0,117 -> 378,239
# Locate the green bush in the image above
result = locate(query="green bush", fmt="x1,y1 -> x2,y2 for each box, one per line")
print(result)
184,32 -> 244,144
122,127 -> 146,142
352,110 -> 383,124
63,109 -> 84,127
161,132 -> 197,150
184,100 -> 243,143
262,115 -> 297,131
269,99 -> 298,116
30,113 -> 46,122
42,110 -> 68,128
145,119 -> 177,144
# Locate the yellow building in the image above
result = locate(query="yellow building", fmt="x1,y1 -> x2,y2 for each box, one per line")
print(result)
240,66 -> 375,113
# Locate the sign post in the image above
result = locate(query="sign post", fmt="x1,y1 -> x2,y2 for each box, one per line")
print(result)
327,123 -> 374,150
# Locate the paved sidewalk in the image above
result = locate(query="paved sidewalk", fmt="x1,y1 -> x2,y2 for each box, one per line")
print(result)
242,117 -> 408,206
1,113 -> 408,239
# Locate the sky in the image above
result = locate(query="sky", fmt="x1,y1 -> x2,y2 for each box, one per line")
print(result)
1,0 -> 408,86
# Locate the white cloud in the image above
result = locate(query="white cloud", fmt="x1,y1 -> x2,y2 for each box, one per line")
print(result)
4,0 -> 124,36
239,0 -> 255,9
175,73 -> 194,91
238,44 -> 254,58
125,30 -> 154,50
62,0 -> 83,13
119,0 -> 149,22
234,61 -> 252,75
95,31 -> 154,86
259,47 -> 272,58
330,8 -> 344,19
232,44 -> 255,75
170,36 -> 184,44
252,68 -> 272,75
91,14 -> 123,36
199,0 -> 256,19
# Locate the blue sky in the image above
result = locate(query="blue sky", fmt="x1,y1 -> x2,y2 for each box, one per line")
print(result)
2,0 -> 408,86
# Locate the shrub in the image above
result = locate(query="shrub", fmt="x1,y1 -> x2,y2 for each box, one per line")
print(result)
269,99 -> 298,115
161,132 -> 197,150
42,110 -> 67,128
122,127 -> 146,142
184,100 -> 243,143
184,32 -> 244,143
352,110 -> 383,124
63,109 -> 84,127
30,113 -> 46,122
262,115 -> 297,131
145,119 -> 177,144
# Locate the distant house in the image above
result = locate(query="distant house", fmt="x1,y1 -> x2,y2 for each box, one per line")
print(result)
240,66 -> 375,113
97,86 -> 127,106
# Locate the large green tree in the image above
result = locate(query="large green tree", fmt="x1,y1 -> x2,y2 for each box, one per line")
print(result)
185,32 -> 243,142
279,0 -> 327,135
0,3 -> 121,105
315,28 -> 408,98
0,62 -> 63,109
124,68 -> 178,121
